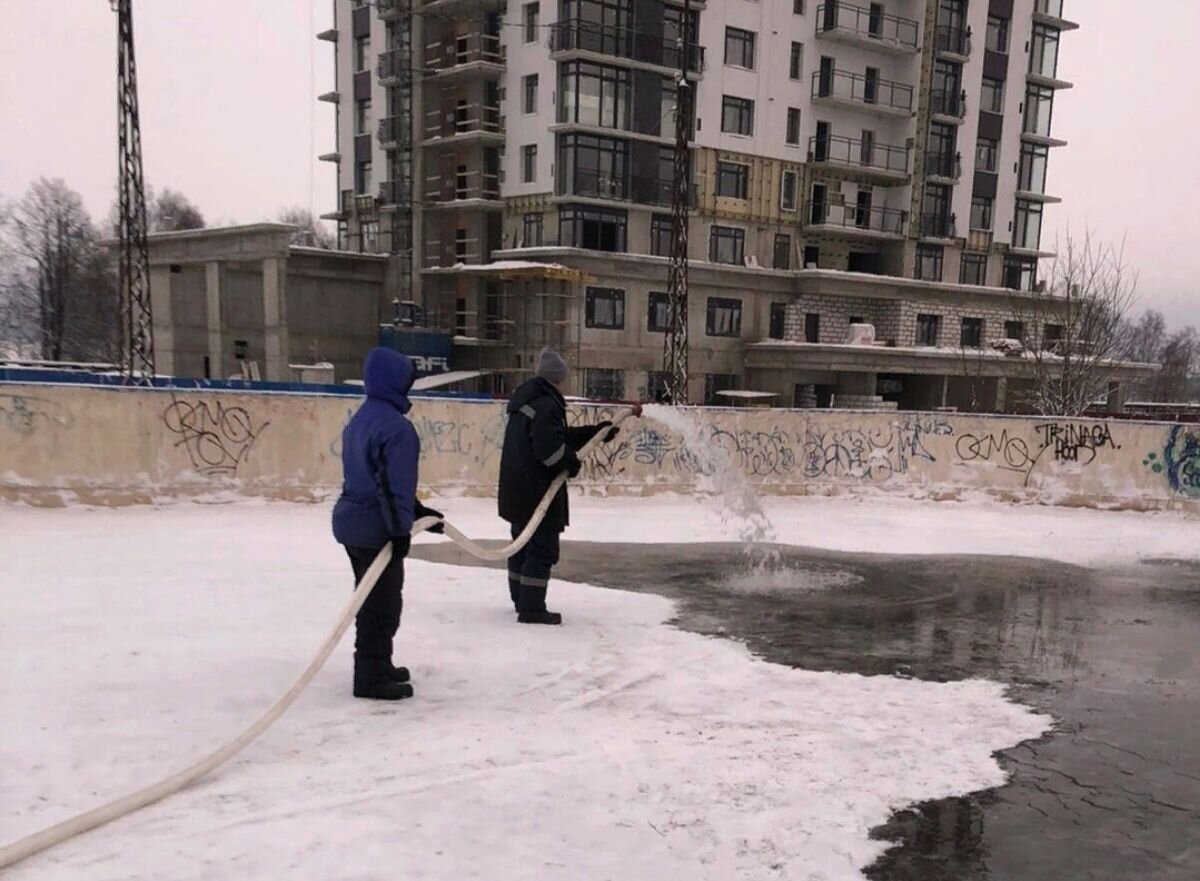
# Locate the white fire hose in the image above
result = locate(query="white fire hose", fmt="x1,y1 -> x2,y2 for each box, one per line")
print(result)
0,407 -> 638,871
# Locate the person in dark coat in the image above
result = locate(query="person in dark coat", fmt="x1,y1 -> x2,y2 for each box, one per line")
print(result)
332,347 -> 444,700
498,348 -> 619,625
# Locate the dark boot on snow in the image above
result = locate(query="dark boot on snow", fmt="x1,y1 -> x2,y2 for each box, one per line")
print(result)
518,610 -> 563,625
388,663 -> 411,684
354,657 -> 414,700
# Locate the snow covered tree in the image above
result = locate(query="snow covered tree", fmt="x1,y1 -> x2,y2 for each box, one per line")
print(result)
277,207 -> 336,249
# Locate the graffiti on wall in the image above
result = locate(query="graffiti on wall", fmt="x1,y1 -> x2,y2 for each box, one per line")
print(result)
1034,422 -> 1120,463
162,398 -> 269,476
801,417 -> 953,482
956,420 -> 1121,486
411,411 -> 507,468
0,393 -> 72,435
1147,426 -> 1200,498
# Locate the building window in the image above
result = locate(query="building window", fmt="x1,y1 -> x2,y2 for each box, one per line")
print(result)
585,286 -> 625,329
706,297 -> 743,338
361,220 -> 379,253
916,313 -> 941,347
805,313 -> 821,343
645,370 -> 671,403
786,108 -> 801,145
773,234 -> 791,270
705,374 -> 739,405
1043,323 -> 1065,352
523,2 -> 539,43
584,368 -> 624,400
724,27 -> 756,69
970,196 -> 994,231
986,15 -> 1009,53
1024,84 -> 1055,136
1030,24 -> 1061,79
522,212 -> 544,246
355,160 -> 372,196
915,245 -> 944,282
1018,141 -> 1050,194
794,0 -> 806,13
355,35 -> 370,72
1004,256 -> 1038,291
650,214 -> 672,257
556,130 -> 631,199
523,74 -> 539,114
960,252 -> 987,285
789,42 -> 804,80
455,227 -> 469,260
769,303 -> 787,339
975,137 -> 998,172
522,144 -> 537,183
648,291 -> 672,333
559,61 -> 631,130
559,204 -> 627,252
709,225 -> 745,265
780,170 -> 798,211
960,317 -> 983,348
721,96 -> 755,136
1013,199 -> 1044,250
981,77 -> 1005,114
1004,320 -> 1025,342
716,162 -> 749,198
355,100 -> 371,136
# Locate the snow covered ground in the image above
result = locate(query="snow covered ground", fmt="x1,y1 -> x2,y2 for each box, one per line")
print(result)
2,495 -> 1194,879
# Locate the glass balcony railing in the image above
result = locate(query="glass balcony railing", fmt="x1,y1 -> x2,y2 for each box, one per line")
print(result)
809,134 -> 909,174
924,150 -> 961,180
1034,0 -> 1065,19
934,25 -> 971,56
807,201 -> 907,235
556,168 -> 682,208
930,88 -> 967,120
812,68 -> 913,112
549,20 -> 705,74
816,2 -> 920,51
919,212 -> 956,239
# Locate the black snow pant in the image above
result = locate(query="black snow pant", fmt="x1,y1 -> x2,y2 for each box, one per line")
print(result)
507,519 -> 561,613
346,544 -> 405,666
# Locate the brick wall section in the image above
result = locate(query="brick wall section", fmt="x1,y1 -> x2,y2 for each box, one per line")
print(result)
786,297 -> 1024,348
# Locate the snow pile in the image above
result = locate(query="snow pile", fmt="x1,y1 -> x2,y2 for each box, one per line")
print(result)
0,502 -> 1052,880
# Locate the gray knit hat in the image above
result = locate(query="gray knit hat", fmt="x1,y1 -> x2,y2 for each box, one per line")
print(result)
535,347 -> 569,384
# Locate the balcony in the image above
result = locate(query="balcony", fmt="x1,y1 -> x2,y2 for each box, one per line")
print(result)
378,115 -> 411,147
378,179 -> 413,207
805,201 -> 907,238
422,235 -> 487,269
555,168 -> 679,209
924,150 -> 962,181
934,25 -> 971,58
424,169 -> 502,209
376,0 -> 410,18
424,31 -> 504,77
423,104 -> 503,144
808,134 -> 910,179
812,69 -> 913,117
815,3 -> 920,54
378,49 -> 409,84
1033,0 -> 1080,30
549,20 -> 705,76
929,88 -> 967,123
918,212 -> 957,240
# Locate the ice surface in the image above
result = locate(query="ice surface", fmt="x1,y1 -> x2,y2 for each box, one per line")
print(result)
0,500 -> 1071,880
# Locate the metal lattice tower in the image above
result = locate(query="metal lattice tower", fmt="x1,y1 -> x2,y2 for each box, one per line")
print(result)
663,0 -> 692,405
113,0 -> 154,382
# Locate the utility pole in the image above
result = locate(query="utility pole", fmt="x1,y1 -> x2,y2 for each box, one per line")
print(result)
112,0 -> 154,382
663,0 -> 692,404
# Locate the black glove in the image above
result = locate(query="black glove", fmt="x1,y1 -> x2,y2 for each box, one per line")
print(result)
414,500 -> 446,534
567,456 -> 582,479
596,421 -> 619,443
391,535 -> 412,557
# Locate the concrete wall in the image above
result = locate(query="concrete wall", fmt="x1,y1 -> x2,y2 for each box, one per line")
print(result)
2,384 -> 1197,512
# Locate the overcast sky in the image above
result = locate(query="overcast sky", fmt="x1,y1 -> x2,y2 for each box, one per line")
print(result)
1,0 -> 1196,327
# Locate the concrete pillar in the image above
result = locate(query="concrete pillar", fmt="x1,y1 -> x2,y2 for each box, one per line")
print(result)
205,262 -> 223,380
1107,381 -> 1127,413
994,376 -> 1008,413
940,374 -> 950,408
149,265 -> 175,377
262,256 -> 290,381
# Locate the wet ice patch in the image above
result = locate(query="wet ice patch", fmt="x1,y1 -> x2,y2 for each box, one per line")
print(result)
722,562 -> 864,595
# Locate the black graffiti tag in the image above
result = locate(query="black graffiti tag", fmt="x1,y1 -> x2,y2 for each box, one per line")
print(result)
162,398 -> 268,476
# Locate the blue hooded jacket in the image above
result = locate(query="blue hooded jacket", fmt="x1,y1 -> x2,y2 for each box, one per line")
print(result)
332,348 -> 421,549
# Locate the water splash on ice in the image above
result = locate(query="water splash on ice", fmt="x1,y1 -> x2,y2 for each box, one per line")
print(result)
642,404 -> 777,556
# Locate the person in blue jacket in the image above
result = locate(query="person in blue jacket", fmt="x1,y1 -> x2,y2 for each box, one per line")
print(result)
332,347 -> 443,701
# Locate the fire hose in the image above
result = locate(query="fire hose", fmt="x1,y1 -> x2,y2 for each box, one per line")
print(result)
0,406 -> 640,871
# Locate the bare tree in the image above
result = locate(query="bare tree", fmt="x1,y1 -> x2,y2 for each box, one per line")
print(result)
1152,327 -> 1198,402
2,178 -> 121,364
1122,308 -> 1166,364
150,187 -> 206,232
277,206 -> 336,249
1015,230 -> 1139,416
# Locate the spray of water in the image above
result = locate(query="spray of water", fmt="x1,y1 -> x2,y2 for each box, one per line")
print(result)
642,404 -> 777,559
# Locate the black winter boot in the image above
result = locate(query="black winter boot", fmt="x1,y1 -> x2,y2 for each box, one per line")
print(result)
508,577 -> 521,612
518,610 -> 563,625
354,656 -> 414,700
388,663 -> 411,684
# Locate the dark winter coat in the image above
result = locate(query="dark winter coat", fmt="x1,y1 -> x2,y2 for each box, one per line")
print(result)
332,349 -> 422,549
498,377 -> 599,531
